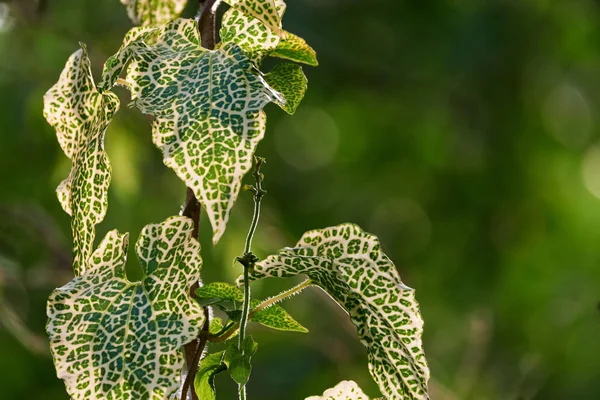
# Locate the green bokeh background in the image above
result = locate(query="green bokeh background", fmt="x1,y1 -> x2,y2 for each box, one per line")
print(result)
1,0 -> 600,399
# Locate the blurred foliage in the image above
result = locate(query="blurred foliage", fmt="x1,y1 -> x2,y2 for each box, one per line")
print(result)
1,0 -> 600,399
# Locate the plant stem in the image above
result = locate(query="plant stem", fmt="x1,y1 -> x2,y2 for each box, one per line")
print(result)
235,156 -> 266,400
181,1 -> 220,399
248,279 -> 312,316
207,279 -> 312,343
181,307 -> 210,400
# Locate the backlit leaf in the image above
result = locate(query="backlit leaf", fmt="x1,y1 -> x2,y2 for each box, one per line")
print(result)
46,216 -> 205,400
195,282 -> 308,332
270,31 -> 318,66
104,19 -> 284,244
305,380 -> 369,400
43,44 -> 120,276
223,336 -> 258,385
264,63 -> 307,115
223,0 -> 283,37
220,0 -> 318,68
247,223 -> 430,399
220,0 -> 286,65
194,351 -> 227,400
120,0 -> 187,26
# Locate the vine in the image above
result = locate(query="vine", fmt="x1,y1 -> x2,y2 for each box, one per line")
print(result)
42,1 -> 431,399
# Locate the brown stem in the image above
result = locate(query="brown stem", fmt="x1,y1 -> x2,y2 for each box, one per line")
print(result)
181,307 -> 210,400
181,2 -> 220,399
198,0 -> 218,49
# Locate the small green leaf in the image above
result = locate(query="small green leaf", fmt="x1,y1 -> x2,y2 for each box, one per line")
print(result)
120,0 -> 187,26
43,44 -> 120,276
264,63 -> 307,115
194,351 -> 227,400
196,282 -> 244,303
223,336 -> 258,386
247,224 -> 430,399
270,31 -> 319,66
196,282 -> 307,332
251,299 -> 308,333
209,317 -> 224,335
305,380 -> 370,400
46,216 -> 205,400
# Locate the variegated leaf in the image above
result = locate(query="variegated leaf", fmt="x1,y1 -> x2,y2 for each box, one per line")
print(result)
223,0 -> 283,37
104,19 -> 284,244
264,63 -> 307,115
43,44 -> 120,276
270,31 -> 318,66
305,381 -> 369,400
220,0 -> 286,65
99,25 -> 158,91
46,216 -> 205,400
220,0 -> 317,67
120,0 -> 187,26
247,224 -> 430,399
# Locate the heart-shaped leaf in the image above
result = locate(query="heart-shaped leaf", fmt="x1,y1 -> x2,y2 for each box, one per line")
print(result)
102,19 -> 287,244
46,216 -> 205,400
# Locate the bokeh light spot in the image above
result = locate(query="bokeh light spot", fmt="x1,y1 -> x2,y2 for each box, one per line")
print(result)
274,107 -> 339,171
542,83 -> 592,149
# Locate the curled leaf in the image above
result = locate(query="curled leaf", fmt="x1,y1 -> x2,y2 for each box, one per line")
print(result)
247,223 -> 430,399
270,31 -> 318,66
43,44 -> 119,276
264,63 -> 307,115
194,351 -> 227,400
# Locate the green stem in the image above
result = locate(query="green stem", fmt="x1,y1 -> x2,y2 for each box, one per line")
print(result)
249,279 -> 312,316
236,156 -> 266,400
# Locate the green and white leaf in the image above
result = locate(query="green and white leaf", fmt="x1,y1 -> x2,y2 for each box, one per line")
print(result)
220,0 -> 285,65
223,0 -> 284,37
99,25 -> 158,91
247,223 -> 430,399
194,351 -> 227,400
220,0 -> 317,67
264,63 -> 307,115
270,31 -> 318,66
43,44 -> 120,276
195,282 -> 308,332
46,216 -> 205,400
120,0 -> 187,26
107,18 -> 287,244
305,381 -> 369,400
